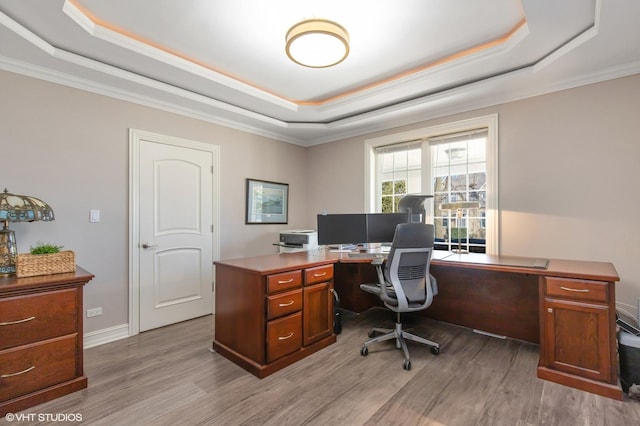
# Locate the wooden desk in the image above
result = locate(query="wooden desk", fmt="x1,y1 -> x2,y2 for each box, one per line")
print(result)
214,250 -> 621,399
334,251 -> 622,400
0,267 -> 94,416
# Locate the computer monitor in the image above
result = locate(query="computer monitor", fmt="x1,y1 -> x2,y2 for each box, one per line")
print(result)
317,214 -> 368,245
365,213 -> 409,244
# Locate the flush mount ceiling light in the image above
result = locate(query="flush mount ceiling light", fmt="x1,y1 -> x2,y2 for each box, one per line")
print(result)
285,18 -> 350,68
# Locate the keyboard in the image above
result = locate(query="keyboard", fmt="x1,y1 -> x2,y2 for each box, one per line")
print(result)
347,252 -> 385,259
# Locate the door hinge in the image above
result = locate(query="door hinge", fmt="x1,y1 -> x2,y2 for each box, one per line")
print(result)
211,224 -> 214,232
210,165 -> 214,174
211,281 -> 215,292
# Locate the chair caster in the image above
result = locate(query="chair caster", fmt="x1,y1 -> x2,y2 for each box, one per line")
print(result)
367,330 -> 377,338
360,346 -> 369,356
430,347 -> 440,356
403,359 -> 411,370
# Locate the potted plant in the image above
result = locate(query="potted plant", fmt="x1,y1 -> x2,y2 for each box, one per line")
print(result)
15,241 -> 75,278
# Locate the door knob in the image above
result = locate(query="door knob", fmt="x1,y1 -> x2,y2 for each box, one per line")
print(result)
141,242 -> 158,249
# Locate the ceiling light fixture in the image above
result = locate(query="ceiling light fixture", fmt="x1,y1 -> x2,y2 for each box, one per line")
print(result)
285,18 -> 349,68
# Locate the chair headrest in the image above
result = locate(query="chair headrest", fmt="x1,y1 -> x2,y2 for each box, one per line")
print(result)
392,223 -> 434,249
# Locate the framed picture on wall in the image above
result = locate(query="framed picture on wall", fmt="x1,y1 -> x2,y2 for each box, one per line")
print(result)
246,178 -> 289,224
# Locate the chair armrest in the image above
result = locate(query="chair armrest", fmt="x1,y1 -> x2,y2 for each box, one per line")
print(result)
360,283 -> 383,295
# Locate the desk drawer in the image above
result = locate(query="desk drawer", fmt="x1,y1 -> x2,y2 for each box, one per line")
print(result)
267,289 -> 302,320
545,277 -> 608,303
267,270 -> 302,294
305,264 -> 333,285
0,289 -> 78,350
266,312 -> 302,363
0,335 -> 77,401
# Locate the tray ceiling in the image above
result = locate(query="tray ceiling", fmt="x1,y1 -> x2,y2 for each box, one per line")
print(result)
0,0 -> 638,146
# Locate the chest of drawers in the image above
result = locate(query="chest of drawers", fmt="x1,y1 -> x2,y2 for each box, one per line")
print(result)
0,268 -> 93,416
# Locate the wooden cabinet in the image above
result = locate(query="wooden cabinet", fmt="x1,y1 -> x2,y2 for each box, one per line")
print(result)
0,268 -> 94,416
303,264 -> 334,346
538,276 -> 621,399
213,253 -> 337,378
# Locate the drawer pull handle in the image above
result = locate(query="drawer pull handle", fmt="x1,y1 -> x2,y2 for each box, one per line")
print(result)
0,316 -> 36,326
277,278 -> 294,284
560,286 -> 590,293
313,272 -> 327,277
1,365 -> 35,378
278,301 -> 294,307
278,332 -> 294,341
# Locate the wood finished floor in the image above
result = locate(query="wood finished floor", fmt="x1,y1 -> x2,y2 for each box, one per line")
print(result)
10,308 -> 640,426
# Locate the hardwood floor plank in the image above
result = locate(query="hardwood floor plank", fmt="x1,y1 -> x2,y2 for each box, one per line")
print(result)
9,310 -> 640,425
89,382 -> 207,425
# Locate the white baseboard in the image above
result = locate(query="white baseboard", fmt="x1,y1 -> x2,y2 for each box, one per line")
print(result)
84,323 -> 130,349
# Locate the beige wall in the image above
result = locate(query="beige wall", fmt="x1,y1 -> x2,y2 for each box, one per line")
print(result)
307,74 -> 640,316
3,68 -> 640,335
1,70 -> 310,333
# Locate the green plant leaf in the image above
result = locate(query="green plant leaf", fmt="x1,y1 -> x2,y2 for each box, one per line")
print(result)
29,241 -> 64,255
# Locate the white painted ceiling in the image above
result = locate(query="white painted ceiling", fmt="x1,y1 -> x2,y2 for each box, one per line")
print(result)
0,0 -> 638,146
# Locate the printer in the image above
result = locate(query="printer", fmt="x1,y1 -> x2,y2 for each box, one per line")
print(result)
277,230 -> 318,253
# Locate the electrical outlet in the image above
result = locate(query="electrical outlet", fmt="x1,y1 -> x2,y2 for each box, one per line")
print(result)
87,307 -> 103,318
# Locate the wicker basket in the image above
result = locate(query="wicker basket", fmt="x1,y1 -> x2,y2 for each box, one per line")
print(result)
16,250 -> 76,278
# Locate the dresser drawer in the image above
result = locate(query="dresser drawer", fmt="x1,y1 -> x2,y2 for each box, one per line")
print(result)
305,264 -> 333,285
0,289 -> 78,350
545,277 -> 608,303
267,289 -> 302,320
267,270 -> 302,294
266,312 -> 302,363
0,335 -> 77,401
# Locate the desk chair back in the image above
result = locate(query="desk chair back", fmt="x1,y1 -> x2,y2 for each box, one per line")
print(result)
378,223 -> 437,312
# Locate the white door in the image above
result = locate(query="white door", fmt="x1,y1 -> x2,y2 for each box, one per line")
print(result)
135,133 -> 216,332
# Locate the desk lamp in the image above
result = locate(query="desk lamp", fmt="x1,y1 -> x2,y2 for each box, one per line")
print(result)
0,188 -> 55,274
439,201 -> 480,254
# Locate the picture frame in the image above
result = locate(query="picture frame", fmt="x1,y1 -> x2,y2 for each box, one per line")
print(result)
246,179 -> 289,224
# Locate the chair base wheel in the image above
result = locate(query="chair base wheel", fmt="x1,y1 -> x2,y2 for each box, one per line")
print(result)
367,330 -> 377,338
360,346 -> 369,356
430,346 -> 440,356
403,359 -> 411,370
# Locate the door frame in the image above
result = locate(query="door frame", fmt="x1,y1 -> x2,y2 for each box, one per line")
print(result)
128,128 -> 220,336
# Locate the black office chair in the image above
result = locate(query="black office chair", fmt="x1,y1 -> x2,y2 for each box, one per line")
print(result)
359,222 -> 440,370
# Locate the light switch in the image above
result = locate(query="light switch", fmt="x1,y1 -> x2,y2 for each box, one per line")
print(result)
90,209 -> 101,223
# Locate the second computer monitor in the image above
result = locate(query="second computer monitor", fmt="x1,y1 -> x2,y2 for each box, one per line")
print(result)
366,212 -> 410,244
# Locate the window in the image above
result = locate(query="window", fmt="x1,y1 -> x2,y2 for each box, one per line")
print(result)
431,130 -> 487,252
375,141 -> 422,212
365,115 -> 498,254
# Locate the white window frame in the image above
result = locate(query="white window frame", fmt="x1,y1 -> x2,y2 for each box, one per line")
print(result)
364,114 -> 499,254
